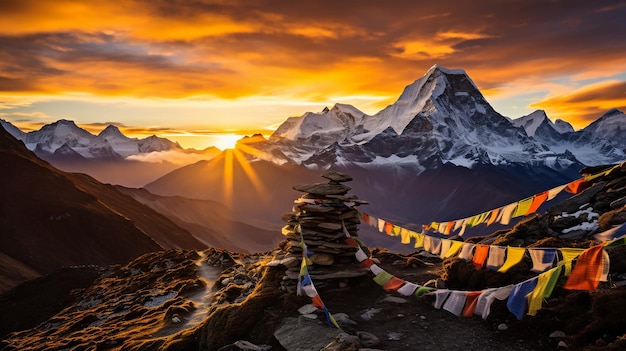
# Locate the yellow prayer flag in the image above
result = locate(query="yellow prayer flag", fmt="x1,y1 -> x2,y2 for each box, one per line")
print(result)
512,197 -> 534,218
497,247 -> 526,273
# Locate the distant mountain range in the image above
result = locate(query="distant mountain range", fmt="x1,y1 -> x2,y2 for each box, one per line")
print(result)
0,119 -> 218,160
0,119 -> 221,186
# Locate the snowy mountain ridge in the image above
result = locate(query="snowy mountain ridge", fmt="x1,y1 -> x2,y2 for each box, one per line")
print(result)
510,110 -> 574,137
0,119 -> 186,160
246,65 -> 625,173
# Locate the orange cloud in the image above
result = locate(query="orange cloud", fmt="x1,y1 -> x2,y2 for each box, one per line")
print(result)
0,0 -> 625,135
531,80 -> 626,128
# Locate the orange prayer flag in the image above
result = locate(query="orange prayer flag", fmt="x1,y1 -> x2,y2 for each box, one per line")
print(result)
486,208 -> 500,226
563,244 -> 606,291
384,222 -> 394,236
382,277 -> 405,292
445,221 -> 454,235
565,179 -> 589,194
525,191 -> 548,215
472,245 -> 490,270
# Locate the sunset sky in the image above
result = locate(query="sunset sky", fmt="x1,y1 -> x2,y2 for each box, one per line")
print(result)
1,0 -> 625,150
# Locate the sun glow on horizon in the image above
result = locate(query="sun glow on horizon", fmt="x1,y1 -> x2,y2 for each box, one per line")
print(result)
211,133 -> 245,151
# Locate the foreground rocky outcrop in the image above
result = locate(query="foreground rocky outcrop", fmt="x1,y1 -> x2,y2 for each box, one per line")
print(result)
442,163 -> 626,349
3,166 -> 626,350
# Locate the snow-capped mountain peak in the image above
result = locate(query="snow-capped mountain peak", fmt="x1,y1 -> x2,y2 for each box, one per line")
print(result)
511,110 -> 549,137
22,119 -> 95,152
97,125 -> 128,140
0,118 -> 25,139
271,103 -> 365,141
553,119 -> 575,134
512,110 -> 575,137
583,109 -> 626,148
355,64 -> 493,142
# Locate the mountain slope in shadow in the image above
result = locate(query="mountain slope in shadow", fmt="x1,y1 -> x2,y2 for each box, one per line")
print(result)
0,127 -> 205,292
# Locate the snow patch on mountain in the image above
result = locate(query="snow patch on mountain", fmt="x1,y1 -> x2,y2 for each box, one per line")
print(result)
0,119 -> 25,140
553,119 -> 575,134
583,109 -> 626,148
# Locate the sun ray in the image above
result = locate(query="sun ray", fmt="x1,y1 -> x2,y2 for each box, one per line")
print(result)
222,149 -> 234,208
232,147 -> 265,197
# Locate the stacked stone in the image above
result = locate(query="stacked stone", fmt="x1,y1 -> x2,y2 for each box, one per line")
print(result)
278,171 -> 369,291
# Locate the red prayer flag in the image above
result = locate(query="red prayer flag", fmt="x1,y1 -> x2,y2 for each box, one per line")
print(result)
461,291 -> 482,317
344,237 -> 357,247
362,212 -> 370,224
312,295 -> 325,309
359,258 -> 374,269
382,277 -> 405,292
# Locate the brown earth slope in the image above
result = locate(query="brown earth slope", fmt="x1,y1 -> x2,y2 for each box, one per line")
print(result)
0,127 -> 204,292
119,187 -> 283,253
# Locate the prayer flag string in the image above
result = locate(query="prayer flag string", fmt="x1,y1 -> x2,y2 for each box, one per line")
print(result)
342,221 -> 626,320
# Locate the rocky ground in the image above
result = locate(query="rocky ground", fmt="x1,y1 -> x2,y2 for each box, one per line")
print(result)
1,245 -> 625,351
2,164 -> 626,351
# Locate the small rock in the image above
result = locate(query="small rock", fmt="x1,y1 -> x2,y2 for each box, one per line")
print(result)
357,331 -> 381,347
557,341 -> 568,348
396,313 -> 405,318
171,315 -> 182,323
497,323 -> 508,331
292,182 -> 351,195
387,332 -> 405,341
338,281 -> 348,289
321,171 -> 353,183
420,315 -> 427,320
333,313 -> 358,327
310,253 -> 335,266
321,332 -> 360,351
298,304 -> 318,315
360,308 -> 381,321
381,296 -> 408,304
301,314 -> 318,320
550,331 -> 567,338
221,277 -> 232,286
216,340 -> 263,351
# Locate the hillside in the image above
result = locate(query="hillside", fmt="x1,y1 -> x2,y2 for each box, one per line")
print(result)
0,127 -> 205,292
118,187 -> 283,253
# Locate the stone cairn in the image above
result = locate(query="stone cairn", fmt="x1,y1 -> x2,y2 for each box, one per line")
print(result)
274,171 -> 370,292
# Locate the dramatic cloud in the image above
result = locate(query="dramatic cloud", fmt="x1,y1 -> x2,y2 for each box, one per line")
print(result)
532,81 -> 626,127
0,0 -> 624,138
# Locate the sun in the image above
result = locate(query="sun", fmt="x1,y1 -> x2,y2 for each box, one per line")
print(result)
212,133 -> 242,150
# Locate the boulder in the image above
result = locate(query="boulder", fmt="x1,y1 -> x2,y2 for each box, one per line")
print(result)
274,316 -> 341,351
